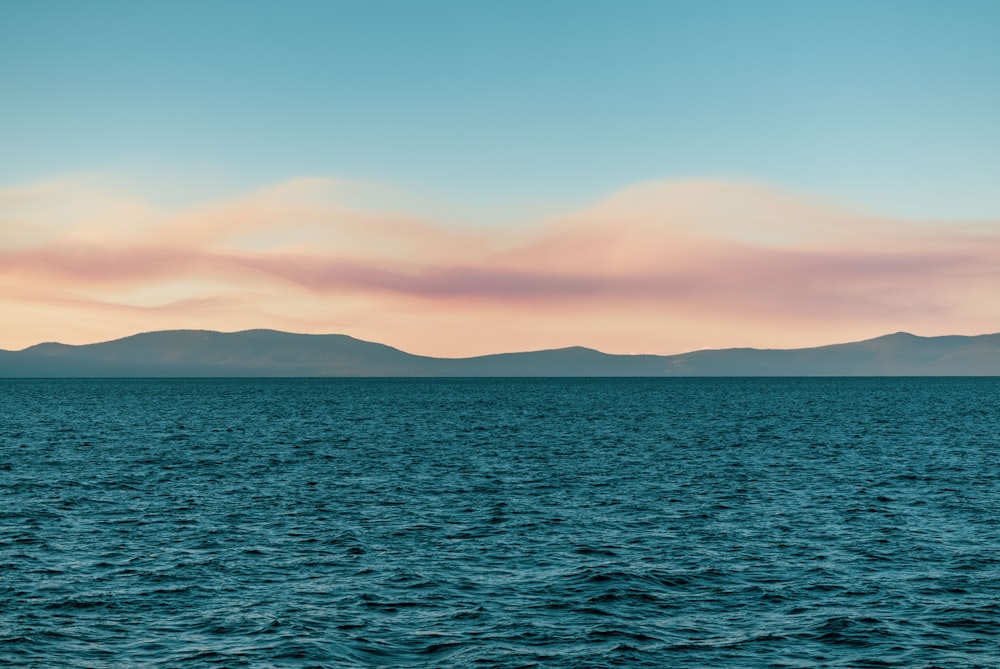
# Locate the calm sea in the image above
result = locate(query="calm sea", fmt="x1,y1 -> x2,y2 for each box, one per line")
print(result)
2,378 -> 999,668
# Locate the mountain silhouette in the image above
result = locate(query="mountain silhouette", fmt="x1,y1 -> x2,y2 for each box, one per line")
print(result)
1,329 -> 999,376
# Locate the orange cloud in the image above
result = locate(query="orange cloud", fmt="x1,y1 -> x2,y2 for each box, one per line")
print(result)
1,175 -> 998,356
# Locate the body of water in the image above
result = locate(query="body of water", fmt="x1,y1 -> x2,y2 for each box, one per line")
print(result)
2,378 -> 999,667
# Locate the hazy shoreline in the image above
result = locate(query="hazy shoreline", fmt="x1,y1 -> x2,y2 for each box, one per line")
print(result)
2,329 -> 999,377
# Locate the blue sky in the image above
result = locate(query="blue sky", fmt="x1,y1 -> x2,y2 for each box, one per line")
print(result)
3,0 -> 999,220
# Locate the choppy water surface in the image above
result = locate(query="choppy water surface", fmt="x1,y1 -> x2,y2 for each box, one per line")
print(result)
2,378 -> 999,668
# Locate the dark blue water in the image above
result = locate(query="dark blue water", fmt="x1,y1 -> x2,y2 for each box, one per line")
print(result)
2,378 -> 999,668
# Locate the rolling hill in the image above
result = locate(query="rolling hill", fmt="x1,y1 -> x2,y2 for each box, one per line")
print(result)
1,329 -> 999,376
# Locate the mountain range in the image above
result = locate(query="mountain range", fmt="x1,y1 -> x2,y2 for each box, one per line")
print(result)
2,329 -> 999,376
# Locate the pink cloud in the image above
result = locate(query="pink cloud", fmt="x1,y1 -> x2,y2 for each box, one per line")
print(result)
1,175 -> 998,356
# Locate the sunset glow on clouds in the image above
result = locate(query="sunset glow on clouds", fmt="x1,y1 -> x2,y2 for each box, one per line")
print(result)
3,3 -> 998,356
2,175 -> 997,357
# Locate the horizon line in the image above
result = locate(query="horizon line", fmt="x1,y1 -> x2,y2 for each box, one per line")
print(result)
6,327 -> 999,359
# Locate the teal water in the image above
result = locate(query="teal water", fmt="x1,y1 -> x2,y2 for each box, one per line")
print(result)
2,378 -> 999,667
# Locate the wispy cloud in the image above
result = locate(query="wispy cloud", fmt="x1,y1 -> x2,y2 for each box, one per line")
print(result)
2,175 -> 997,355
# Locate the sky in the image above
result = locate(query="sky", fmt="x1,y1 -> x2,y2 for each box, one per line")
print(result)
2,0 -> 999,356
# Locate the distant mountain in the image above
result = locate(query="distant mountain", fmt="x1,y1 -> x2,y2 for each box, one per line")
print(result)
1,329 -> 999,377
662,332 -> 1000,376
0,330 -> 435,377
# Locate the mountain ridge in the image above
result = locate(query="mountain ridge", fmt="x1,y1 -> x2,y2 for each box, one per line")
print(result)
2,329 -> 999,377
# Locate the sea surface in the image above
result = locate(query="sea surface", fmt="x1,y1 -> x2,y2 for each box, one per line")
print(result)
2,378 -> 999,668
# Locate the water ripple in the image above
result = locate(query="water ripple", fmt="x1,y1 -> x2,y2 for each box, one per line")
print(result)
2,377 -> 999,667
